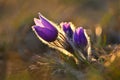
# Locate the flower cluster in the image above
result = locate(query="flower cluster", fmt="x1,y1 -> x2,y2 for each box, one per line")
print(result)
32,13 -> 92,63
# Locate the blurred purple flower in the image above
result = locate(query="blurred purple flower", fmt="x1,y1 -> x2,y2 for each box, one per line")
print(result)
73,27 -> 87,48
60,22 -> 73,38
32,13 -> 58,42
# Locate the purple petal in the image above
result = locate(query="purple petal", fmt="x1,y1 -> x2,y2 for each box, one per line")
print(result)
73,30 -> 79,44
33,25 -> 58,42
73,27 -> 87,47
62,22 -> 71,32
38,13 -> 57,31
34,18 -> 44,27
61,22 -> 73,38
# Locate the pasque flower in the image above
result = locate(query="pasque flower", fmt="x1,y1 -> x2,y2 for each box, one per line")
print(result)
73,27 -> 87,48
32,13 -> 58,42
60,22 -> 73,38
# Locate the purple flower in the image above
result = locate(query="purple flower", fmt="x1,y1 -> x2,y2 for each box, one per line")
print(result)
60,22 -> 73,38
73,27 -> 87,48
32,13 -> 58,42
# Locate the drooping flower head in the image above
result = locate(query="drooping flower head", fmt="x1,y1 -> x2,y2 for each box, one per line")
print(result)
73,27 -> 87,48
32,13 -> 58,42
60,22 -> 73,38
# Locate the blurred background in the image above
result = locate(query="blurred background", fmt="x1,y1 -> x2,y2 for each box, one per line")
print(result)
0,0 -> 120,80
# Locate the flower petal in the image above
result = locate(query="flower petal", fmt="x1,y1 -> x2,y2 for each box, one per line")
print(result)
73,27 -> 87,47
34,18 -> 44,27
61,22 -> 73,38
32,25 -> 58,42
38,13 -> 56,31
